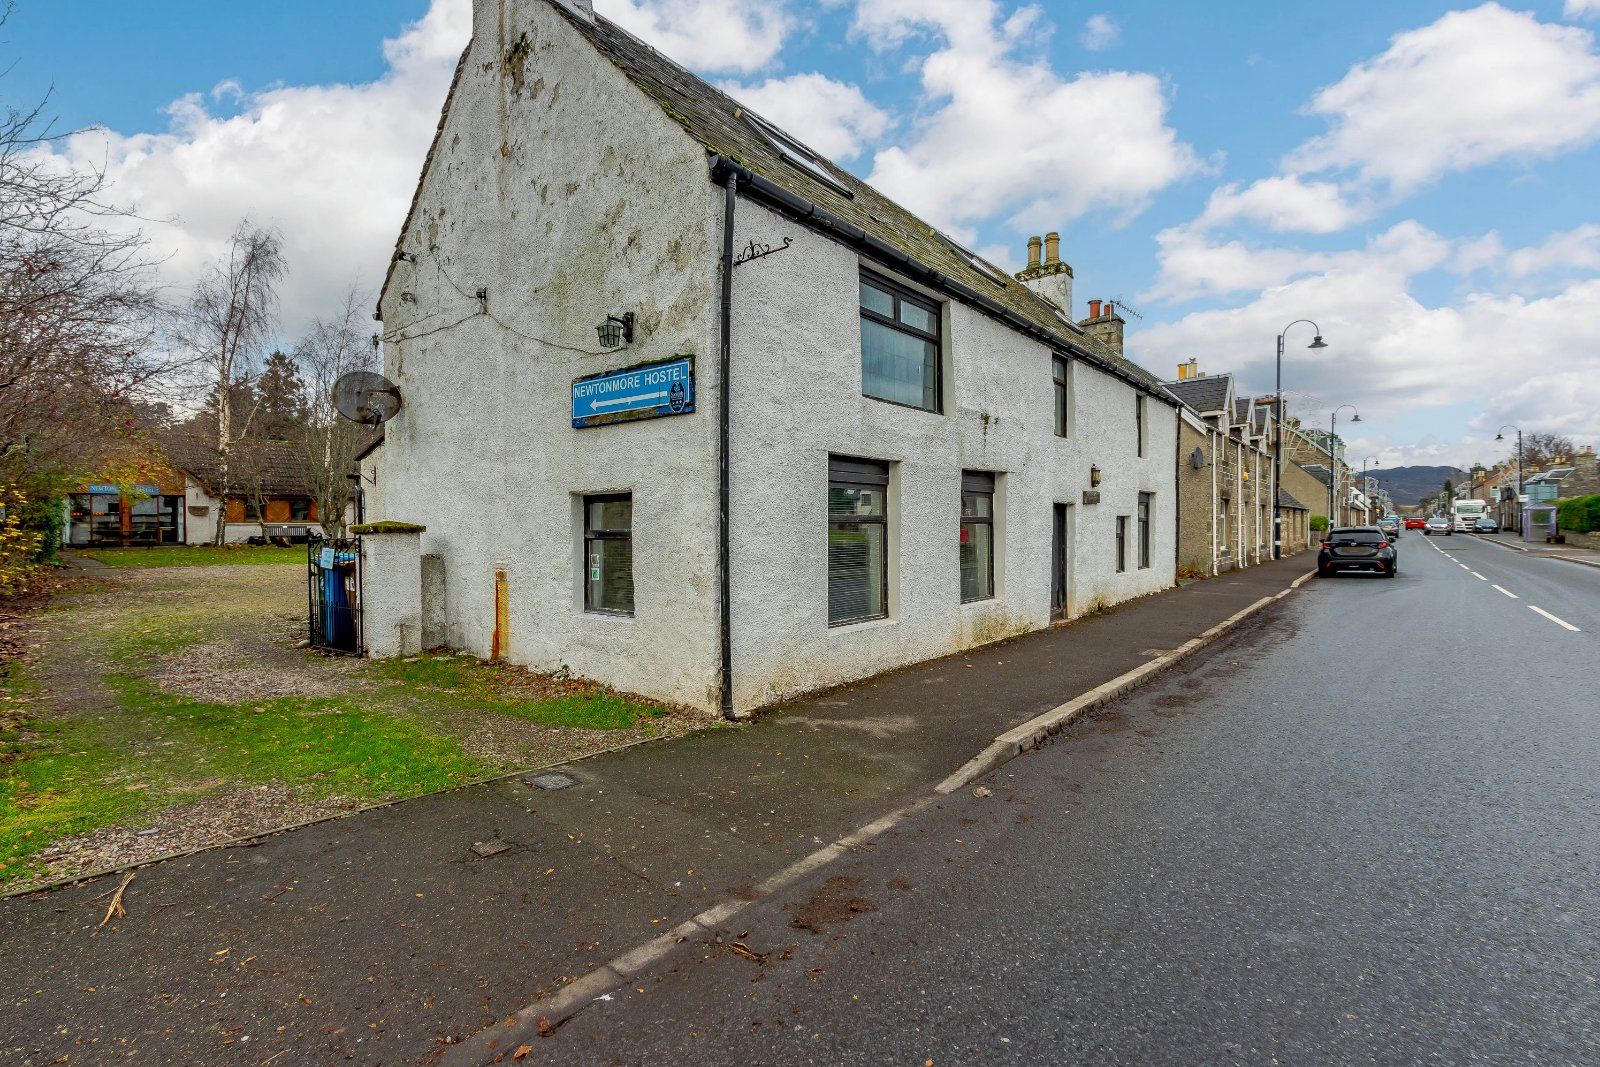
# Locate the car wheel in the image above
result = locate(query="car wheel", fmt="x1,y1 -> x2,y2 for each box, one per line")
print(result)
1386,566 -> 1397,578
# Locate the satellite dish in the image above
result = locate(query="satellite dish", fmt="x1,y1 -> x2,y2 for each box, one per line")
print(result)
333,371 -> 402,426
1190,446 -> 1205,470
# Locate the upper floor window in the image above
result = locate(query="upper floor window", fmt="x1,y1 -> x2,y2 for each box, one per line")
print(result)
1135,394 -> 1147,458
1053,357 -> 1072,438
860,272 -> 941,413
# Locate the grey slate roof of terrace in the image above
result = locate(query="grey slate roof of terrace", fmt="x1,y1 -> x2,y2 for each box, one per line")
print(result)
1299,463 -> 1334,487
1279,489 -> 1309,510
543,3 -> 1176,399
1163,374 -> 1233,415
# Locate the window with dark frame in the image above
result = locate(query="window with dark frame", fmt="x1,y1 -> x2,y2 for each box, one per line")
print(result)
1138,492 -> 1153,569
1135,394 -> 1146,457
583,494 -> 634,616
960,471 -> 995,603
859,272 -> 941,413
1116,515 -> 1129,573
290,498 -> 312,521
1053,357 -> 1071,438
828,456 -> 889,626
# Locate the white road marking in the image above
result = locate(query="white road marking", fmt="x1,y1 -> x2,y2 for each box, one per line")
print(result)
1470,571 -> 1487,580
1493,585 -> 1519,599
1459,563 -> 1470,570
1529,605 -> 1582,632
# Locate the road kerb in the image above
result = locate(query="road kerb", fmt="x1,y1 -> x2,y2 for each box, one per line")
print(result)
442,568 -> 1314,1064
1476,533 -> 1600,571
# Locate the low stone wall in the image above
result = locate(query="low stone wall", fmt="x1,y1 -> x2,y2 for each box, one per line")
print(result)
1557,528 -> 1600,551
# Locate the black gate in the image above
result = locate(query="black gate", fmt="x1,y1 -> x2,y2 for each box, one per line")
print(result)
308,534 -> 363,654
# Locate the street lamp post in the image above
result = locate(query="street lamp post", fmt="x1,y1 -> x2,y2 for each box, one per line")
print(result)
1274,321 -> 1328,559
1363,455 -> 1379,522
1329,404 -> 1360,527
1496,425 -> 1524,532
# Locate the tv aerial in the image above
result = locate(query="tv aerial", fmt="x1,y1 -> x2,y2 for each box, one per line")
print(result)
333,371 -> 403,426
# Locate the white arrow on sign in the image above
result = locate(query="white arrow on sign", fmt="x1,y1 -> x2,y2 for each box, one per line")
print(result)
590,390 -> 667,410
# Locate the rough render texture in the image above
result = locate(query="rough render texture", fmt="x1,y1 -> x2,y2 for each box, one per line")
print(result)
368,0 -> 1181,716
727,199 -> 1177,712
369,0 -> 723,709
364,530 -> 424,658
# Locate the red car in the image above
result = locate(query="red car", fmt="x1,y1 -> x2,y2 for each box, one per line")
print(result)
1403,517 -> 1426,529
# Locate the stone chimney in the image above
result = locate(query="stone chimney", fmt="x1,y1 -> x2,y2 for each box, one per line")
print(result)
1015,230 -> 1073,318
1176,358 -> 1200,381
1080,296 -> 1125,359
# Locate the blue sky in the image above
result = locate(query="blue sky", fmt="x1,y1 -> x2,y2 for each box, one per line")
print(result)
9,0 -> 1600,469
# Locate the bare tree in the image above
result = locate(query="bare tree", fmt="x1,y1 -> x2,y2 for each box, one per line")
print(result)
0,2 -> 169,502
1520,431 -> 1576,471
295,289 -> 376,536
181,222 -> 286,543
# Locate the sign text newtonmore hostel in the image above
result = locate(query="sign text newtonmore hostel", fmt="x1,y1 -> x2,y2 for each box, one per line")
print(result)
571,356 -> 696,429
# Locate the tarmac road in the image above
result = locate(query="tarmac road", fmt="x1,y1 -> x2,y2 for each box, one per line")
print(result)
528,530 -> 1600,1066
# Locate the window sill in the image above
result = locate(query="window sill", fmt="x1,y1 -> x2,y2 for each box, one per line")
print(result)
960,595 -> 995,605
827,615 -> 895,635
582,609 -> 635,622
862,392 -> 942,416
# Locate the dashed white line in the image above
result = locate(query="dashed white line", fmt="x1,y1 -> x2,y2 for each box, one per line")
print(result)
1458,563 -> 1470,570
1529,605 -> 1582,632
1493,585 -> 1519,599
1470,571 -> 1487,580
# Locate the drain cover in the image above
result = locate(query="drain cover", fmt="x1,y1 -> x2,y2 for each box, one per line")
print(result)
524,771 -> 578,791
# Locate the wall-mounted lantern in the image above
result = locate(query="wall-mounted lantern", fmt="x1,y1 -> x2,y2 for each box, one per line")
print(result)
596,312 -> 635,349
1090,465 -> 1102,488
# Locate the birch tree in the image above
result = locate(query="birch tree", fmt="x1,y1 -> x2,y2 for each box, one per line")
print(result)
182,222 -> 285,544
295,289 -> 376,536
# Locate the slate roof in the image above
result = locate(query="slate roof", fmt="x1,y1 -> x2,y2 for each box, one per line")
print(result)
1278,488 -> 1309,510
157,431 -> 313,497
1163,374 -> 1232,415
1298,463 -> 1333,487
530,3 -> 1175,400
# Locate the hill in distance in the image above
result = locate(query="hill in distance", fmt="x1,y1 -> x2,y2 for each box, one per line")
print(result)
1367,466 -> 1468,506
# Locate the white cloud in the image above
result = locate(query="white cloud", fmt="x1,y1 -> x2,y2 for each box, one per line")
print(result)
1134,239 -> 1600,448
856,0 -> 1198,235
1080,14 -> 1120,52
46,0 -> 474,339
1193,176 -> 1372,234
599,0 -> 793,73
1566,0 -> 1600,20
1288,3 -> 1600,193
719,74 -> 889,161
1504,223 -> 1600,276
1146,220 -> 1451,302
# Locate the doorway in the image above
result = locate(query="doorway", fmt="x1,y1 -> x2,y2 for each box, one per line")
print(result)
1051,503 -> 1071,621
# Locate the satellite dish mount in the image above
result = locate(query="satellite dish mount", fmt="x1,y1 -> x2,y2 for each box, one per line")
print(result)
333,371 -> 403,427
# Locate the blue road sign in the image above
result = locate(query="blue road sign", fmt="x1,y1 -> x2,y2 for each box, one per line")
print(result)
572,356 -> 695,428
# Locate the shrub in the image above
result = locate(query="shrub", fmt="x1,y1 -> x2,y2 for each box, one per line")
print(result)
0,487 -> 46,594
1309,514 -> 1330,533
1556,494 -> 1600,534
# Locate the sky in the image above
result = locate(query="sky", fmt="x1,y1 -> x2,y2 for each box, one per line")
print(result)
9,0 -> 1600,470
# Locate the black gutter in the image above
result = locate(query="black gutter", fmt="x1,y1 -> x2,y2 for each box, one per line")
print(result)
707,155 -> 1177,407
717,168 -> 736,721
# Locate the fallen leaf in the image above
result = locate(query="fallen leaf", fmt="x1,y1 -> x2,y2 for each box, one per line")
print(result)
536,1016 -> 555,1038
514,1043 -> 533,1058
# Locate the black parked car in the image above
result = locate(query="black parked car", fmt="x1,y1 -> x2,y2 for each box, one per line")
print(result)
1473,516 -> 1500,533
1318,526 -> 1398,579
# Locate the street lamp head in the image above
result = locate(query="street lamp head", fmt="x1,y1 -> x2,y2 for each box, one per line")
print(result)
1351,413 -> 1362,423
1308,335 -> 1328,350
1494,432 -> 1504,441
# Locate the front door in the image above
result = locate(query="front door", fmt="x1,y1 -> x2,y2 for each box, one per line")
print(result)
1051,503 -> 1071,620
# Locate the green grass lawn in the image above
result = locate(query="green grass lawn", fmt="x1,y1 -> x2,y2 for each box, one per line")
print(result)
0,560 -> 690,891
77,544 -> 303,568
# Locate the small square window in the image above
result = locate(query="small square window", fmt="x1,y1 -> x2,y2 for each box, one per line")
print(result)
583,494 -> 633,616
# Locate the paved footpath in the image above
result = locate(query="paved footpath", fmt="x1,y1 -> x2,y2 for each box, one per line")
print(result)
1476,530 -> 1600,570
525,528 -> 1600,1066
1,557 -> 1308,1066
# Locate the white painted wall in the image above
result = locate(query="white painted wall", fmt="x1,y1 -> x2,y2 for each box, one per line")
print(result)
367,0 -> 724,711
724,200 -> 1176,711
369,0 -> 1179,716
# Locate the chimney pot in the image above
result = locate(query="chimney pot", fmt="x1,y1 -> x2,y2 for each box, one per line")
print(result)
1043,231 -> 1060,265
1088,298 -> 1102,317
1026,235 -> 1042,270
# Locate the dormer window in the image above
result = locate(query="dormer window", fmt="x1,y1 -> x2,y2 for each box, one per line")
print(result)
742,111 -> 854,199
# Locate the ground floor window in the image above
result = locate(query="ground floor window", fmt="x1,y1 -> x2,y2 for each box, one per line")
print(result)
1116,515 -> 1129,573
1138,492 -> 1153,569
67,489 -> 182,546
583,494 -> 633,616
290,498 -> 313,521
960,471 -> 995,602
828,456 -> 889,626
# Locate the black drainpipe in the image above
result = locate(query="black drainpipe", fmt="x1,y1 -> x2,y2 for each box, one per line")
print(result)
717,168 -> 737,721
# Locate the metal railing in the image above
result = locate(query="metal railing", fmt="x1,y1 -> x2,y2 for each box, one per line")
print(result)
307,534 -> 363,654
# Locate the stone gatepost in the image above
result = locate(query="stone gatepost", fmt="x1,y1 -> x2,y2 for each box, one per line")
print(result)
354,522 -> 425,658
